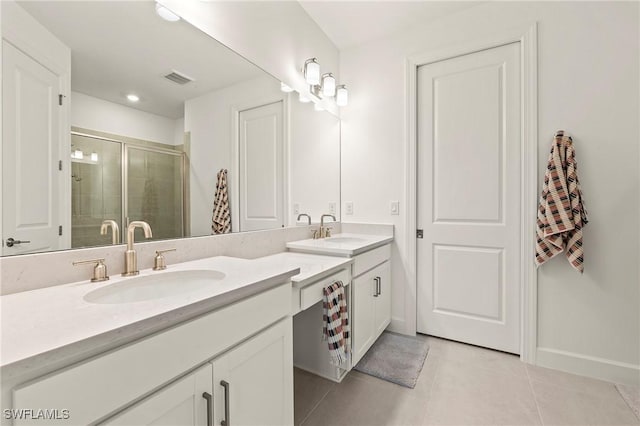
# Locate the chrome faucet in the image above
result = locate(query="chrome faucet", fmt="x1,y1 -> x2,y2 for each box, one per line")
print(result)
297,213 -> 311,225
315,214 -> 336,239
100,220 -> 120,245
123,221 -> 152,276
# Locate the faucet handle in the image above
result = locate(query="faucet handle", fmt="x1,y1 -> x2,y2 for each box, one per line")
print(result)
73,258 -> 109,282
325,227 -> 333,238
153,248 -> 176,271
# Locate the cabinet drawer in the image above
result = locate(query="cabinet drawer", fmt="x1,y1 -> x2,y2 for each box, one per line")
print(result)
300,269 -> 350,311
353,244 -> 390,277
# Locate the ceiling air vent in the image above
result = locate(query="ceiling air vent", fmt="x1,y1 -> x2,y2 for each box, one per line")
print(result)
164,70 -> 194,85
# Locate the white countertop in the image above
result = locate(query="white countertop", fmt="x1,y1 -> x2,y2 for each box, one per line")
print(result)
0,256 -> 299,376
285,233 -> 393,256
256,252 -> 353,288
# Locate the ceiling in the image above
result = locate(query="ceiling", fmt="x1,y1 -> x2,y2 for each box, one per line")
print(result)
17,1 -> 266,119
299,1 -> 482,50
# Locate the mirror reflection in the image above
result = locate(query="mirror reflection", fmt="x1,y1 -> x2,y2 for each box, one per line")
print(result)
1,0 -> 340,256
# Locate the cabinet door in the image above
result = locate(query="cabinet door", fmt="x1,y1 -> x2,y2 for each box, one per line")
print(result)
352,268 -> 376,365
212,317 -> 293,426
103,364 -> 212,426
374,261 -> 392,336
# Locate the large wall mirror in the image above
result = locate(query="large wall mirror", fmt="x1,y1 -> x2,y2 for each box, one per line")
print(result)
1,0 -> 340,256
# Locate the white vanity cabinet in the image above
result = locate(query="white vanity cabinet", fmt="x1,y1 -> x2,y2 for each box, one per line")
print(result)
10,284 -> 294,426
351,245 -> 392,365
105,319 -> 293,426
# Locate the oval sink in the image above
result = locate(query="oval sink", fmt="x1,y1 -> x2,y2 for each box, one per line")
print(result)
84,269 -> 226,304
324,237 -> 368,244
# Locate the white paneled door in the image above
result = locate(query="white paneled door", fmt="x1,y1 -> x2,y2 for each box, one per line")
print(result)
417,43 -> 521,354
238,101 -> 284,232
2,41 -> 64,255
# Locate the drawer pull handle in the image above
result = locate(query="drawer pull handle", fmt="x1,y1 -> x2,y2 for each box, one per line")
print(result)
202,392 -> 213,426
377,276 -> 382,296
374,277 -> 380,297
221,380 -> 230,426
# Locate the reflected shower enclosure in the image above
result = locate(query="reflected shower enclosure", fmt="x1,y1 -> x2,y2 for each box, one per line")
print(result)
71,131 -> 186,248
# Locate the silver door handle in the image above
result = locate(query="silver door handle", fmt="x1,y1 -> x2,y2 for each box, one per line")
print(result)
202,392 -> 213,426
6,238 -> 30,247
373,277 -> 380,297
220,380 -> 230,426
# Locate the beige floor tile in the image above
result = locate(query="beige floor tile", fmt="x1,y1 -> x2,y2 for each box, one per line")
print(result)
302,373 -> 429,426
295,368 -> 336,425
422,358 -> 542,425
530,380 -> 640,426
527,364 -> 620,397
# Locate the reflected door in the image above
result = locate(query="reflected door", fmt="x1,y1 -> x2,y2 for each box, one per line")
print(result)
238,101 -> 284,232
126,146 -> 184,241
416,43 -> 522,353
2,41 -> 64,255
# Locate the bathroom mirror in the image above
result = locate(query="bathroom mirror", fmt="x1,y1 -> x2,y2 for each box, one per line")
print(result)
1,0 -> 340,256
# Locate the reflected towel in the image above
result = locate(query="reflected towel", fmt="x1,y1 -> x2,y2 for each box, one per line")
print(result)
211,169 -> 231,234
535,130 -> 588,272
323,281 -> 350,366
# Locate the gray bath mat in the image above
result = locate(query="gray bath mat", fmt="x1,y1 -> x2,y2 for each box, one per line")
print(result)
353,331 -> 429,388
616,383 -> 640,419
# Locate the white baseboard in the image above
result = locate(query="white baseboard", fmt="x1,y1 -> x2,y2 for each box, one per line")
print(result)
536,347 -> 640,386
388,316 -> 413,335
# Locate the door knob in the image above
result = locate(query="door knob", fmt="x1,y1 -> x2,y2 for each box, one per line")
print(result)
6,238 -> 30,247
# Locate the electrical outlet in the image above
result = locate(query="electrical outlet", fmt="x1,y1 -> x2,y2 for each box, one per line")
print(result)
345,201 -> 354,215
329,202 -> 336,215
390,201 -> 399,215
293,203 -> 300,215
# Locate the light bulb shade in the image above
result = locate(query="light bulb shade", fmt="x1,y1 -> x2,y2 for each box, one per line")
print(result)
336,85 -> 348,106
90,152 -> 99,162
321,73 -> 336,97
304,58 -> 320,86
73,150 -> 83,160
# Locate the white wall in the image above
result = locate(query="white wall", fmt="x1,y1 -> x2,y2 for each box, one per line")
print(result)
70,92 -> 181,146
184,75 -> 283,237
340,1 -> 639,384
158,0 -> 340,116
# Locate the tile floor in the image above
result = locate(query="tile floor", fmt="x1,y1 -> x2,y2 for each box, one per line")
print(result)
294,336 -> 640,426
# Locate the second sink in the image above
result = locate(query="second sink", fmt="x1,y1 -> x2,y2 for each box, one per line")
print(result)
84,270 -> 226,304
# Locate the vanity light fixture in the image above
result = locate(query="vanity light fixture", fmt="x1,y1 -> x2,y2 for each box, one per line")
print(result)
280,82 -> 294,93
72,150 -> 84,160
336,85 -> 348,107
155,3 -> 181,22
90,152 -> 99,162
321,73 -> 336,97
303,58 -> 320,86
126,94 -> 140,102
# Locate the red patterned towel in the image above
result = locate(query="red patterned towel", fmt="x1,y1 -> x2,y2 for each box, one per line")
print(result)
535,131 -> 588,273
211,169 -> 231,234
323,281 -> 349,366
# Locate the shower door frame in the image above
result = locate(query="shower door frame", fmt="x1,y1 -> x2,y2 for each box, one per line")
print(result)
71,130 -> 187,244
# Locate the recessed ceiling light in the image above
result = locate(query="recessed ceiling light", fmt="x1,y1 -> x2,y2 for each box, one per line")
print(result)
127,94 -> 140,102
155,3 -> 180,22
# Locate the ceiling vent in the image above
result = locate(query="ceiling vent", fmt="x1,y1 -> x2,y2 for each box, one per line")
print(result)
164,70 -> 194,85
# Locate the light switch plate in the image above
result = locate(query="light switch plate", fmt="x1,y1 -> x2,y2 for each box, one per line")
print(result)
329,202 -> 336,215
390,201 -> 399,215
345,201 -> 354,215
293,203 -> 300,215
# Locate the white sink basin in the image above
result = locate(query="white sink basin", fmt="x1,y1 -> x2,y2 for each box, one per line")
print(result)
84,270 -> 226,304
324,237 -> 368,244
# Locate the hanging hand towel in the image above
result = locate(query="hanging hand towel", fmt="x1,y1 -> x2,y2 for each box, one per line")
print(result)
535,131 -> 588,272
211,169 -> 231,234
323,281 -> 350,366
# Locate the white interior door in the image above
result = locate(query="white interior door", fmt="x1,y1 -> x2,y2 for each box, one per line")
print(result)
417,42 -> 521,354
238,101 -> 284,232
2,41 -> 63,255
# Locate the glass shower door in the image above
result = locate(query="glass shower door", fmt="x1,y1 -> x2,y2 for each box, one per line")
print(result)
126,146 -> 185,242
71,133 -> 122,248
